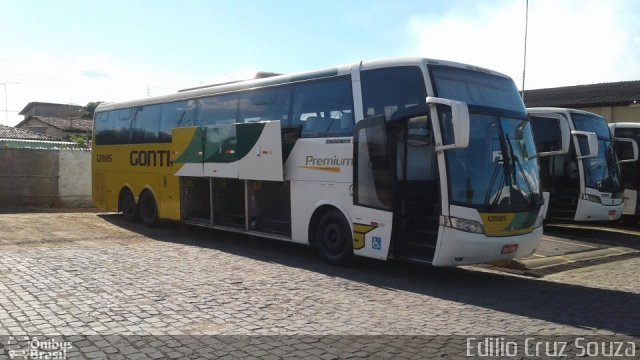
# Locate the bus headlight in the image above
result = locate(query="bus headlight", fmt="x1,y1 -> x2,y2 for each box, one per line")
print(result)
581,193 -> 601,203
440,215 -> 484,234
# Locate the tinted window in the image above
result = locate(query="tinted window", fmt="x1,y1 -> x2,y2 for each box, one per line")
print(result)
430,65 -> 526,116
292,76 -> 354,138
530,115 -> 564,153
572,113 -> 611,139
114,109 -> 133,144
94,111 -> 114,145
160,100 -> 196,142
615,128 -> 640,139
361,66 -> 427,120
132,104 -> 161,143
355,116 -> 392,210
197,93 -> 239,126
239,86 -> 291,124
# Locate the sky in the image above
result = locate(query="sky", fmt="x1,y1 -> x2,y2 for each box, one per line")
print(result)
1,0 -> 639,126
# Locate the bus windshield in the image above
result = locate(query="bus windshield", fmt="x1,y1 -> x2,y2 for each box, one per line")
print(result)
572,113 -> 623,193
430,65 -> 526,116
431,66 -> 541,211
445,115 -> 542,211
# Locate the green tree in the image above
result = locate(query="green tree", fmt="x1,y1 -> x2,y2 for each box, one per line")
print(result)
80,101 -> 103,119
68,134 -> 90,149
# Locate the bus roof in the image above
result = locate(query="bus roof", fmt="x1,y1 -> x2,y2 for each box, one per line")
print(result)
609,122 -> 640,129
96,57 -> 513,112
527,107 -> 606,119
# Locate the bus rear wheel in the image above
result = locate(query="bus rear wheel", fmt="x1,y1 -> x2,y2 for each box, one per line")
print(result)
139,191 -> 159,227
314,210 -> 353,264
119,188 -> 139,222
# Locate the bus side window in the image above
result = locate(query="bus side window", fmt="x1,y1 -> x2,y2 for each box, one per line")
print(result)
131,104 -> 161,144
361,66 -> 427,121
292,76 -> 353,138
95,111 -> 114,145
197,94 -> 239,126
115,109 -> 134,144
160,100 -> 196,142
238,86 -> 291,124
530,116 -> 563,153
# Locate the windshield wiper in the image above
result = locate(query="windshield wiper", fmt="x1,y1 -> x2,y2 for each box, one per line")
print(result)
484,157 -> 505,209
505,134 -> 541,206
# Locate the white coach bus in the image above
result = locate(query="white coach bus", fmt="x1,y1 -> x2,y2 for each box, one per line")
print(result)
529,108 -> 636,221
93,58 -> 545,266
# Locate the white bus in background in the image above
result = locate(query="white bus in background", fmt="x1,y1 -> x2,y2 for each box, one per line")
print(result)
528,108 -> 636,221
93,57 -> 546,267
608,122 -> 640,222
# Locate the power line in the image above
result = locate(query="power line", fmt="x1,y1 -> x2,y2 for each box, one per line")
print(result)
1,82 -> 20,123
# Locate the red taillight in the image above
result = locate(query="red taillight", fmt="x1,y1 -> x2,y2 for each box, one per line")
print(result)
501,244 -> 518,254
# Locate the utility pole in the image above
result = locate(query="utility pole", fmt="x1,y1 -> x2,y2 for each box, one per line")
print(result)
521,0 -> 529,101
1,82 -> 20,123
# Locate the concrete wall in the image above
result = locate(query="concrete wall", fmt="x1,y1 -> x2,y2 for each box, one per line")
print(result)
0,148 -> 91,207
58,151 -> 92,206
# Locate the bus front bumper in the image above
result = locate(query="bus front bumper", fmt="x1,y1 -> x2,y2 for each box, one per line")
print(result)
574,199 -> 624,221
432,226 -> 543,266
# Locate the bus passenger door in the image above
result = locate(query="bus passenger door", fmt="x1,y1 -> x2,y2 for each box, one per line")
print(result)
352,115 -> 393,260
530,113 -> 571,219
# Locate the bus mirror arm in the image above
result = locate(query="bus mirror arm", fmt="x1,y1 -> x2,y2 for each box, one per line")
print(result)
426,97 -> 470,151
614,137 -> 639,163
572,131 -> 598,160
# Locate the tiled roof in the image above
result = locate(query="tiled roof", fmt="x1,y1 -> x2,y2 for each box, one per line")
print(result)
18,102 -> 82,116
0,125 -> 65,141
523,80 -> 640,108
18,116 -> 93,132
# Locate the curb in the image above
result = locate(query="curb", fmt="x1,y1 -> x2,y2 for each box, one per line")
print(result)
544,223 -> 640,244
509,246 -> 639,271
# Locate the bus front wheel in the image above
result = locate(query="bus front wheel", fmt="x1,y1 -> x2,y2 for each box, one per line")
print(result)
314,210 -> 353,264
139,191 -> 159,227
118,188 -> 139,222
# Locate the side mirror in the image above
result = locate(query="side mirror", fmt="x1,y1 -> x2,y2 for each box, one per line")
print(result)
614,137 -> 639,163
426,96 -> 470,151
572,130 -> 598,159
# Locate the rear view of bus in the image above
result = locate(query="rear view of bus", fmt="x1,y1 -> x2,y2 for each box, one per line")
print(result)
529,108 -> 629,221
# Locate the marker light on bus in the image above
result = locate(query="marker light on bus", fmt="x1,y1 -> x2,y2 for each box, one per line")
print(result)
439,215 -> 484,234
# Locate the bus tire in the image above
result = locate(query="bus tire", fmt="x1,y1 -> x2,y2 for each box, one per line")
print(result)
139,191 -> 159,227
314,210 -> 353,264
118,188 -> 139,222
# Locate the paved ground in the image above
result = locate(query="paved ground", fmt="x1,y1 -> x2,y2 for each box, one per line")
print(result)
0,212 -> 638,358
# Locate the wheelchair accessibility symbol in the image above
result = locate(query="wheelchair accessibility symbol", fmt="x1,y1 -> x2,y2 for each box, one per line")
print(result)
372,236 -> 382,250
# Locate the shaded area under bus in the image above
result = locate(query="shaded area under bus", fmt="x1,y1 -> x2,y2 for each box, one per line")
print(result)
99,213 -> 640,336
